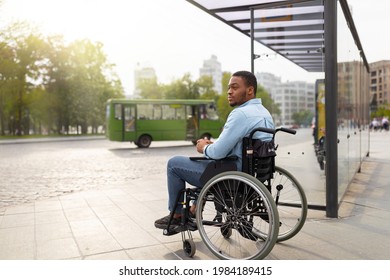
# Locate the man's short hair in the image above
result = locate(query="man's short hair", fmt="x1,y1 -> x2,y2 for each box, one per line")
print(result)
232,70 -> 257,95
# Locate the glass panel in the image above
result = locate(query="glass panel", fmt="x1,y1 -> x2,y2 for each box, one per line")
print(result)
336,1 -> 370,202
242,1 -> 326,208
114,104 -> 122,120
153,104 -> 162,120
137,104 -> 153,120
199,103 -> 219,120
124,106 -> 135,132
162,104 -> 185,120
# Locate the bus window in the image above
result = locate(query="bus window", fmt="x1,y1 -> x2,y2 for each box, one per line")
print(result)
106,104 -> 110,119
114,104 -> 122,120
206,104 -> 218,120
162,104 -> 185,120
200,104 -> 205,119
124,106 -> 135,132
137,104 -> 163,120
153,104 -> 162,120
200,104 -> 218,120
186,105 -> 199,129
137,104 -> 152,120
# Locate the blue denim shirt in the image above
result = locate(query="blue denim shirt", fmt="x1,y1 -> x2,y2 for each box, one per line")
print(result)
204,98 -> 274,170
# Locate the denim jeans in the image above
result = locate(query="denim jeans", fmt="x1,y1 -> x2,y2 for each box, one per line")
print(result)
167,156 -> 210,214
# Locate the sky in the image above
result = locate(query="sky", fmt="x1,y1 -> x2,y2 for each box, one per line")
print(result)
1,0 -> 389,96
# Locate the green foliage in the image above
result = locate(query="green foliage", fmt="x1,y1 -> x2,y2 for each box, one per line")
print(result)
0,24 -> 124,136
137,77 -> 162,99
292,110 -> 314,126
257,85 -> 281,117
137,72 -> 219,101
164,73 -> 199,99
197,75 -> 218,100
371,106 -> 390,119
216,71 -> 233,121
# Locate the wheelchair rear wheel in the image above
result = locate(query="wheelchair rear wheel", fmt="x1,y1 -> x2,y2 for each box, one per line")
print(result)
196,171 -> 279,260
271,166 -> 308,242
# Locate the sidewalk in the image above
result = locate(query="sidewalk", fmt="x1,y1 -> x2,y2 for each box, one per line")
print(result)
0,132 -> 389,260
0,135 -> 105,145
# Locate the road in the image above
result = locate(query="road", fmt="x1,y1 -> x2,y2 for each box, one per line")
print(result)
0,128 -> 317,209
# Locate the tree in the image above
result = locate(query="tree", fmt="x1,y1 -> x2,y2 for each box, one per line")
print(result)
137,77 -> 163,99
1,23 -> 124,136
25,86 -> 50,134
1,29 -> 48,135
371,106 -> 390,119
197,75 -> 218,100
44,35 -> 73,134
292,110 -> 314,127
62,39 -> 124,134
257,84 -> 281,118
41,37 -> 125,134
0,27 -> 19,135
137,73 -> 218,101
163,73 -> 199,99
216,71 -> 233,121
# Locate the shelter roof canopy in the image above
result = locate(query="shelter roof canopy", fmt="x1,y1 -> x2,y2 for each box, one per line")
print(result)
186,0 -> 325,72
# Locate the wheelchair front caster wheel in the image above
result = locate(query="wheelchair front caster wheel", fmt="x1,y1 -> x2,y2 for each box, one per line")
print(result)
183,239 -> 196,257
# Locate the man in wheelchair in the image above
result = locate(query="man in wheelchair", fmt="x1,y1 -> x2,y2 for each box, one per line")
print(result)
154,70 -> 275,230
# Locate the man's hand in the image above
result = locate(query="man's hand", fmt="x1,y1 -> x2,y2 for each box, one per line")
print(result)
196,138 -> 213,154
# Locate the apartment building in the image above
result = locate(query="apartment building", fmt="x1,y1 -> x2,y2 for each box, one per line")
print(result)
133,62 -> 157,98
256,72 -> 315,126
369,60 -> 390,110
274,81 -> 315,126
255,72 -> 281,99
338,60 -> 370,125
199,55 -> 222,94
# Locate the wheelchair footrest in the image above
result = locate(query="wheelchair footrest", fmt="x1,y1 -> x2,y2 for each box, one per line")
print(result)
163,221 -> 197,236
163,227 -> 181,236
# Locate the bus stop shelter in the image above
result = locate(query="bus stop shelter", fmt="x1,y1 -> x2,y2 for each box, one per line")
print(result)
186,0 -> 370,218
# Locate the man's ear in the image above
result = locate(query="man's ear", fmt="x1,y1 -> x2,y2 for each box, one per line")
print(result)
247,86 -> 255,96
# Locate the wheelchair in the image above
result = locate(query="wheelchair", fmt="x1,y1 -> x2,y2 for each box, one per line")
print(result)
161,127 -> 308,260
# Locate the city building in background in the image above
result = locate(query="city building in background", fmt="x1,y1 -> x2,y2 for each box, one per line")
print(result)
256,72 -> 315,126
274,81 -> 315,126
338,61 -> 370,128
369,60 -> 390,111
133,62 -> 157,98
199,55 -> 222,94
255,72 -> 281,99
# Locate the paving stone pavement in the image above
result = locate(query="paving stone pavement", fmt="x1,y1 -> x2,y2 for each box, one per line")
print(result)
0,132 -> 389,260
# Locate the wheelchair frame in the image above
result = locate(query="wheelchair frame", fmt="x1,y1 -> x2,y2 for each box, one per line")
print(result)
162,126 -> 308,259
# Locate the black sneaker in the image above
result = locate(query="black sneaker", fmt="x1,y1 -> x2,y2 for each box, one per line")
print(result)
154,214 -> 181,229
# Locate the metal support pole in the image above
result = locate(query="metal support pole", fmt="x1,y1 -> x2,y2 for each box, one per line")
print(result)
324,0 -> 338,218
250,8 -> 255,73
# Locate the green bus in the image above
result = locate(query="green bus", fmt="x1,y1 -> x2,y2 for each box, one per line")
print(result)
105,99 -> 224,148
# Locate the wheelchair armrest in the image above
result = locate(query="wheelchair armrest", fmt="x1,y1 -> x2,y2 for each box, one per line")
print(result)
189,157 -> 209,161
193,156 -> 238,185
190,156 -> 238,161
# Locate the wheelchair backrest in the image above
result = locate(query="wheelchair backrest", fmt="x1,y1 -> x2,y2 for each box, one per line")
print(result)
242,137 -> 276,182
